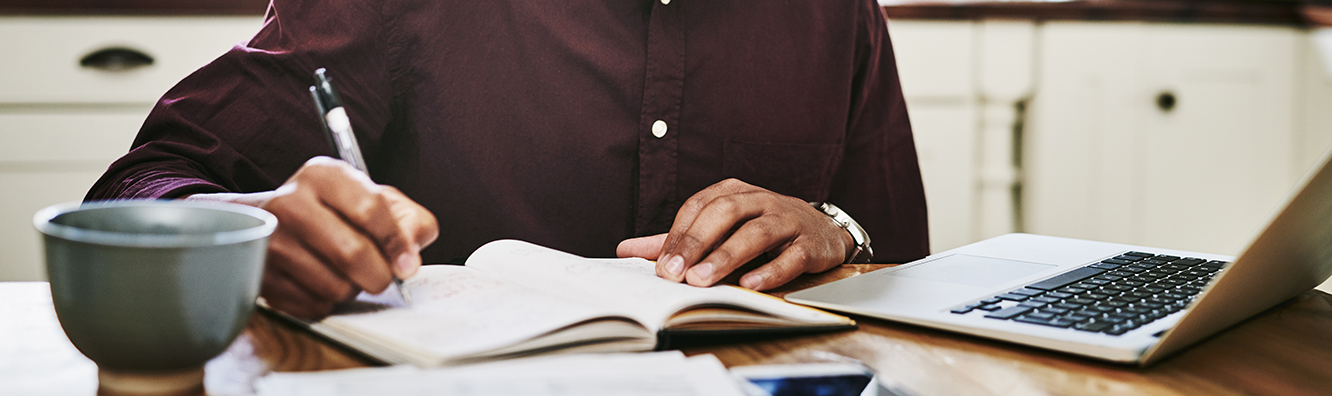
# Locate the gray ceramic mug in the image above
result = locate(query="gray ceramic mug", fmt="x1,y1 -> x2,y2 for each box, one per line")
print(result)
34,200 -> 277,394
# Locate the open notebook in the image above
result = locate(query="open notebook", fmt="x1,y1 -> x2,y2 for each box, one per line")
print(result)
262,239 -> 854,367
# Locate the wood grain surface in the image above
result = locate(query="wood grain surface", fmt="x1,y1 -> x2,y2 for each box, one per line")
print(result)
3,263 -> 1331,395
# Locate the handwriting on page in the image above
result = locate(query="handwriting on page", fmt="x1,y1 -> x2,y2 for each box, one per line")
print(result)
325,266 -> 621,360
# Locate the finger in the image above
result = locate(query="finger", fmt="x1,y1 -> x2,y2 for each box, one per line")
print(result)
311,165 -> 426,282
665,192 -> 769,282
737,244 -> 828,291
657,179 -> 770,280
266,192 -> 394,294
266,229 -> 358,302
381,186 -> 439,279
684,214 -> 798,287
616,233 -> 667,260
260,269 -> 339,320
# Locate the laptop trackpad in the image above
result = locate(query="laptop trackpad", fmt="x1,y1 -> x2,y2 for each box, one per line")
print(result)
893,255 -> 1056,288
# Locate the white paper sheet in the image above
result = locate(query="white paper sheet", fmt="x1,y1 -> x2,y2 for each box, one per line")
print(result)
254,352 -> 747,396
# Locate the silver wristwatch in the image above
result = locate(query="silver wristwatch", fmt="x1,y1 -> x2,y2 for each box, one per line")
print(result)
811,202 -> 873,264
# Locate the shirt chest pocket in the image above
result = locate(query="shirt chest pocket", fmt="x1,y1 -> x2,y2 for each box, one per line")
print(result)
722,140 -> 844,202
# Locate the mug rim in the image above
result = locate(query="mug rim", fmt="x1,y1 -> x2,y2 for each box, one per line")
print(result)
34,200 -> 278,248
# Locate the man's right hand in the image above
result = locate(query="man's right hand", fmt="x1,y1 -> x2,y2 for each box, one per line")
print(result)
187,157 -> 439,319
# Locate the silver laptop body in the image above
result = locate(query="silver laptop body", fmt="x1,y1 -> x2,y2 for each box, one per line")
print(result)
787,151 -> 1332,365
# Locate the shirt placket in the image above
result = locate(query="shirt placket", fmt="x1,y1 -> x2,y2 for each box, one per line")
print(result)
636,0 -> 686,235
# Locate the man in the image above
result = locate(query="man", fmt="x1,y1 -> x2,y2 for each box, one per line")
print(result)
88,0 -> 929,319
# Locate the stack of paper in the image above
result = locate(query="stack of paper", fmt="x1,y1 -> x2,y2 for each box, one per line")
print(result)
254,351 -> 746,396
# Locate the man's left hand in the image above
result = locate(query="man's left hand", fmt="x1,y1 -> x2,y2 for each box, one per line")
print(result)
616,178 -> 853,290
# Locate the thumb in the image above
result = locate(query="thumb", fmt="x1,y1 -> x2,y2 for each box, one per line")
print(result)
383,187 -> 440,279
617,233 -> 668,260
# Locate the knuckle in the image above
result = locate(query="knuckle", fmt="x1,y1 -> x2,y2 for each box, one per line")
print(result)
706,248 -> 735,266
677,232 -> 708,253
329,236 -> 373,267
709,195 -> 741,213
750,222 -> 779,241
783,244 -> 815,266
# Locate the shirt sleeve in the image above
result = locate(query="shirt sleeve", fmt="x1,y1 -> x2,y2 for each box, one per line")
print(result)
827,1 -> 931,263
86,0 -> 397,201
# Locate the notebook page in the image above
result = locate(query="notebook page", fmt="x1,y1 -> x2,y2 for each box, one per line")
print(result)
320,265 -> 639,363
465,240 -> 842,330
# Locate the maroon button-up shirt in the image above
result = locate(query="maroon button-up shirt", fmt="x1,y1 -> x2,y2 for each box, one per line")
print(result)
88,0 -> 929,264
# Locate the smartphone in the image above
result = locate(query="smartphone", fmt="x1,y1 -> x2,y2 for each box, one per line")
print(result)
730,363 -> 915,396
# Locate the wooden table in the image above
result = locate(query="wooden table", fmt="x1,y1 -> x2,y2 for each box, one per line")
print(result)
3,264 -> 1331,395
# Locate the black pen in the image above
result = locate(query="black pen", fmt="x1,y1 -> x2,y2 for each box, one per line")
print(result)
310,68 -> 413,306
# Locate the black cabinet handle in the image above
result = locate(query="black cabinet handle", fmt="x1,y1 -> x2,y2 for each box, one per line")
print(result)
1156,91 -> 1177,112
79,47 -> 154,71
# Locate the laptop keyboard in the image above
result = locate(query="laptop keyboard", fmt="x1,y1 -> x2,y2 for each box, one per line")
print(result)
949,252 -> 1229,336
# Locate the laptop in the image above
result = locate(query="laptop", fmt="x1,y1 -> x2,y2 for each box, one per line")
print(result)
786,151 -> 1332,366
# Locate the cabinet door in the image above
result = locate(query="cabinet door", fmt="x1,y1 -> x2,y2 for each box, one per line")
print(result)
1026,22 -> 1299,255
888,20 -> 979,253
0,110 -> 147,281
0,16 -> 262,104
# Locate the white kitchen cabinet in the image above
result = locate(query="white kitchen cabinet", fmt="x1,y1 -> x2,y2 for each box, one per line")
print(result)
1024,22 -> 1323,256
0,16 -> 262,281
888,20 -> 980,253
891,18 -> 1332,259
889,20 -> 1036,254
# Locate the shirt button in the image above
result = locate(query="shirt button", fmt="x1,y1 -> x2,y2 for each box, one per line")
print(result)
652,120 -> 668,138
661,0 -> 670,4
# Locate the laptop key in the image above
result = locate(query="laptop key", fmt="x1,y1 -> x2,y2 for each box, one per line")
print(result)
1015,316 -> 1077,328
950,306 -> 975,314
1042,307 -> 1070,315
1123,251 -> 1155,258
976,304 -> 1002,311
985,305 -> 1034,320
1090,263 -> 1121,270
997,293 -> 1030,302
1026,267 -> 1106,291
1044,291 -> 1073,299
1057,286 -> 1089,294
1162,292 -> 1189,300
1009,288 -> 1045,297
1083,292 -> 1112,300
1104,326 -> 1131,336
1104,284 -> 1133,292
1066,298 -> 1096,306
1176,257 -> 1206,265
1075,321 -> 1113,332
1064,313 -> 1093,323
1101,258 -> 1134,266
1031,296 -> 1062,304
